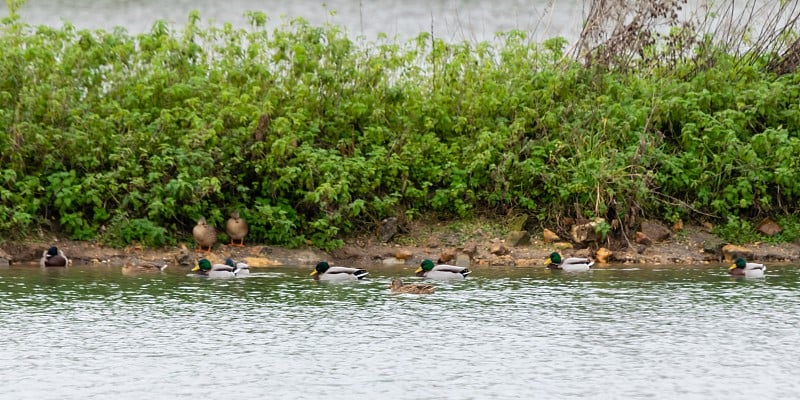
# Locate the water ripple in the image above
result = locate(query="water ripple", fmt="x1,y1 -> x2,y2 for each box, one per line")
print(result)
1,264 -> 798,399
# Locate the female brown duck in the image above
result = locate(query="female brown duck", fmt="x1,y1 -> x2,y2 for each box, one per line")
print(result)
193,217 -> 217,252
226,210 -> 248,247
389,279 -> 435,294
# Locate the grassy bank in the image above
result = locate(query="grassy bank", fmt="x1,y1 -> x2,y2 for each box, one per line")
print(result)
1,2 -> 799,249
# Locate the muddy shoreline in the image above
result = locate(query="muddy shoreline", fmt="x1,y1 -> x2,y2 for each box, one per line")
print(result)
3,223 -> 799,269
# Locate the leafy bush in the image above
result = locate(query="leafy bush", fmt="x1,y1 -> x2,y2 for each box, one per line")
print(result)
1,4 -> 800,248
103,215 -> 172,248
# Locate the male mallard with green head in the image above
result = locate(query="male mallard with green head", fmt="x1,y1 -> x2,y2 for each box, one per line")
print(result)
728,257 -> 766,278
191,258 -> 235,278
40,246 -> 69,268
416,259 -> 470,280
310,261 -> 368,281
545,252 -> 594,271
225,257 -> 250,276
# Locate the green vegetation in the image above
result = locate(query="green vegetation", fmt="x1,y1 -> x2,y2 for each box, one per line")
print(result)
1,2 -> 799,248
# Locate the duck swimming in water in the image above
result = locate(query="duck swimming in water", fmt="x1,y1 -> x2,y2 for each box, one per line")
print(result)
224,257 -> 250,276
728,257 -> 766,278
389,279 -> 435,294
415,259 -> 470,280
121,257 -> 168,275
310,261 -> 368,281
545,252 -> 594,271
191,258 -> 235,278
40,246 -> 69,268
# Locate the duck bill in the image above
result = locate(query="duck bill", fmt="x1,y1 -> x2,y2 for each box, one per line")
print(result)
415,267 -> 423,274
543,258 -> 551,265
191,265 -> 200,272
728,264 -> 736,271
309,270 -> 318,276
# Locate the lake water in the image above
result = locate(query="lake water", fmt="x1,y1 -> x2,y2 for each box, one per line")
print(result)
1,263 -> 799,399
5,0 -> 786,45
5,0 -> 584,43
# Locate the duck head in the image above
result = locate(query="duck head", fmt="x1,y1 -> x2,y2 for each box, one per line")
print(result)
729,257 -> 747,271
389,279 -> 404,289
46,246 -> 60,258
310,261 -> 330,276
192,258 -> 212,272
416,259 -> 435,274
545,252 -> 562,265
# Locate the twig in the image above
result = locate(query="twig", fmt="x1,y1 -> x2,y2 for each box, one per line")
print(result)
652,191 -> 719,219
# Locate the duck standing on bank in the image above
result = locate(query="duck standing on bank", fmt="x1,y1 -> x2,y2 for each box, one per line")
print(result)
728,257 -> 766,278
545,252 -> 594,271
416,259 -> 470,280
225,210 -> 248,247
193,217 -> 217,253
40,246 -> 70,268
310,261 -> 368,281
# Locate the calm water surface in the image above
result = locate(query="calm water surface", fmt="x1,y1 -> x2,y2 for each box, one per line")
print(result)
1,263 -> 799,399
7,0 -> 584,43
4,0 -> 781,44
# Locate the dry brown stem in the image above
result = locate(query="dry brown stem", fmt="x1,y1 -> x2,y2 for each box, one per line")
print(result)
573,0 -> 800,73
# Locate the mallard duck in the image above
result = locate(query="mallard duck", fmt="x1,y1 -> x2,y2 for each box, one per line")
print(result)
122,257 -> 168,275
191,258 -> 235,278
728,257 -> 766,278
225,257 -> 250,276
193,217 -> 217,252
40,246 -> 69,268
416,259 -> 470,280
545,252 -> 594,271
310,261 -> 368,281
389,279 -> 435,294
225,210 -> 248,247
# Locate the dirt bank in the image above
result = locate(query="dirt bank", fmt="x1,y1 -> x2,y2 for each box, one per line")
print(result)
3,221 -> 799,269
